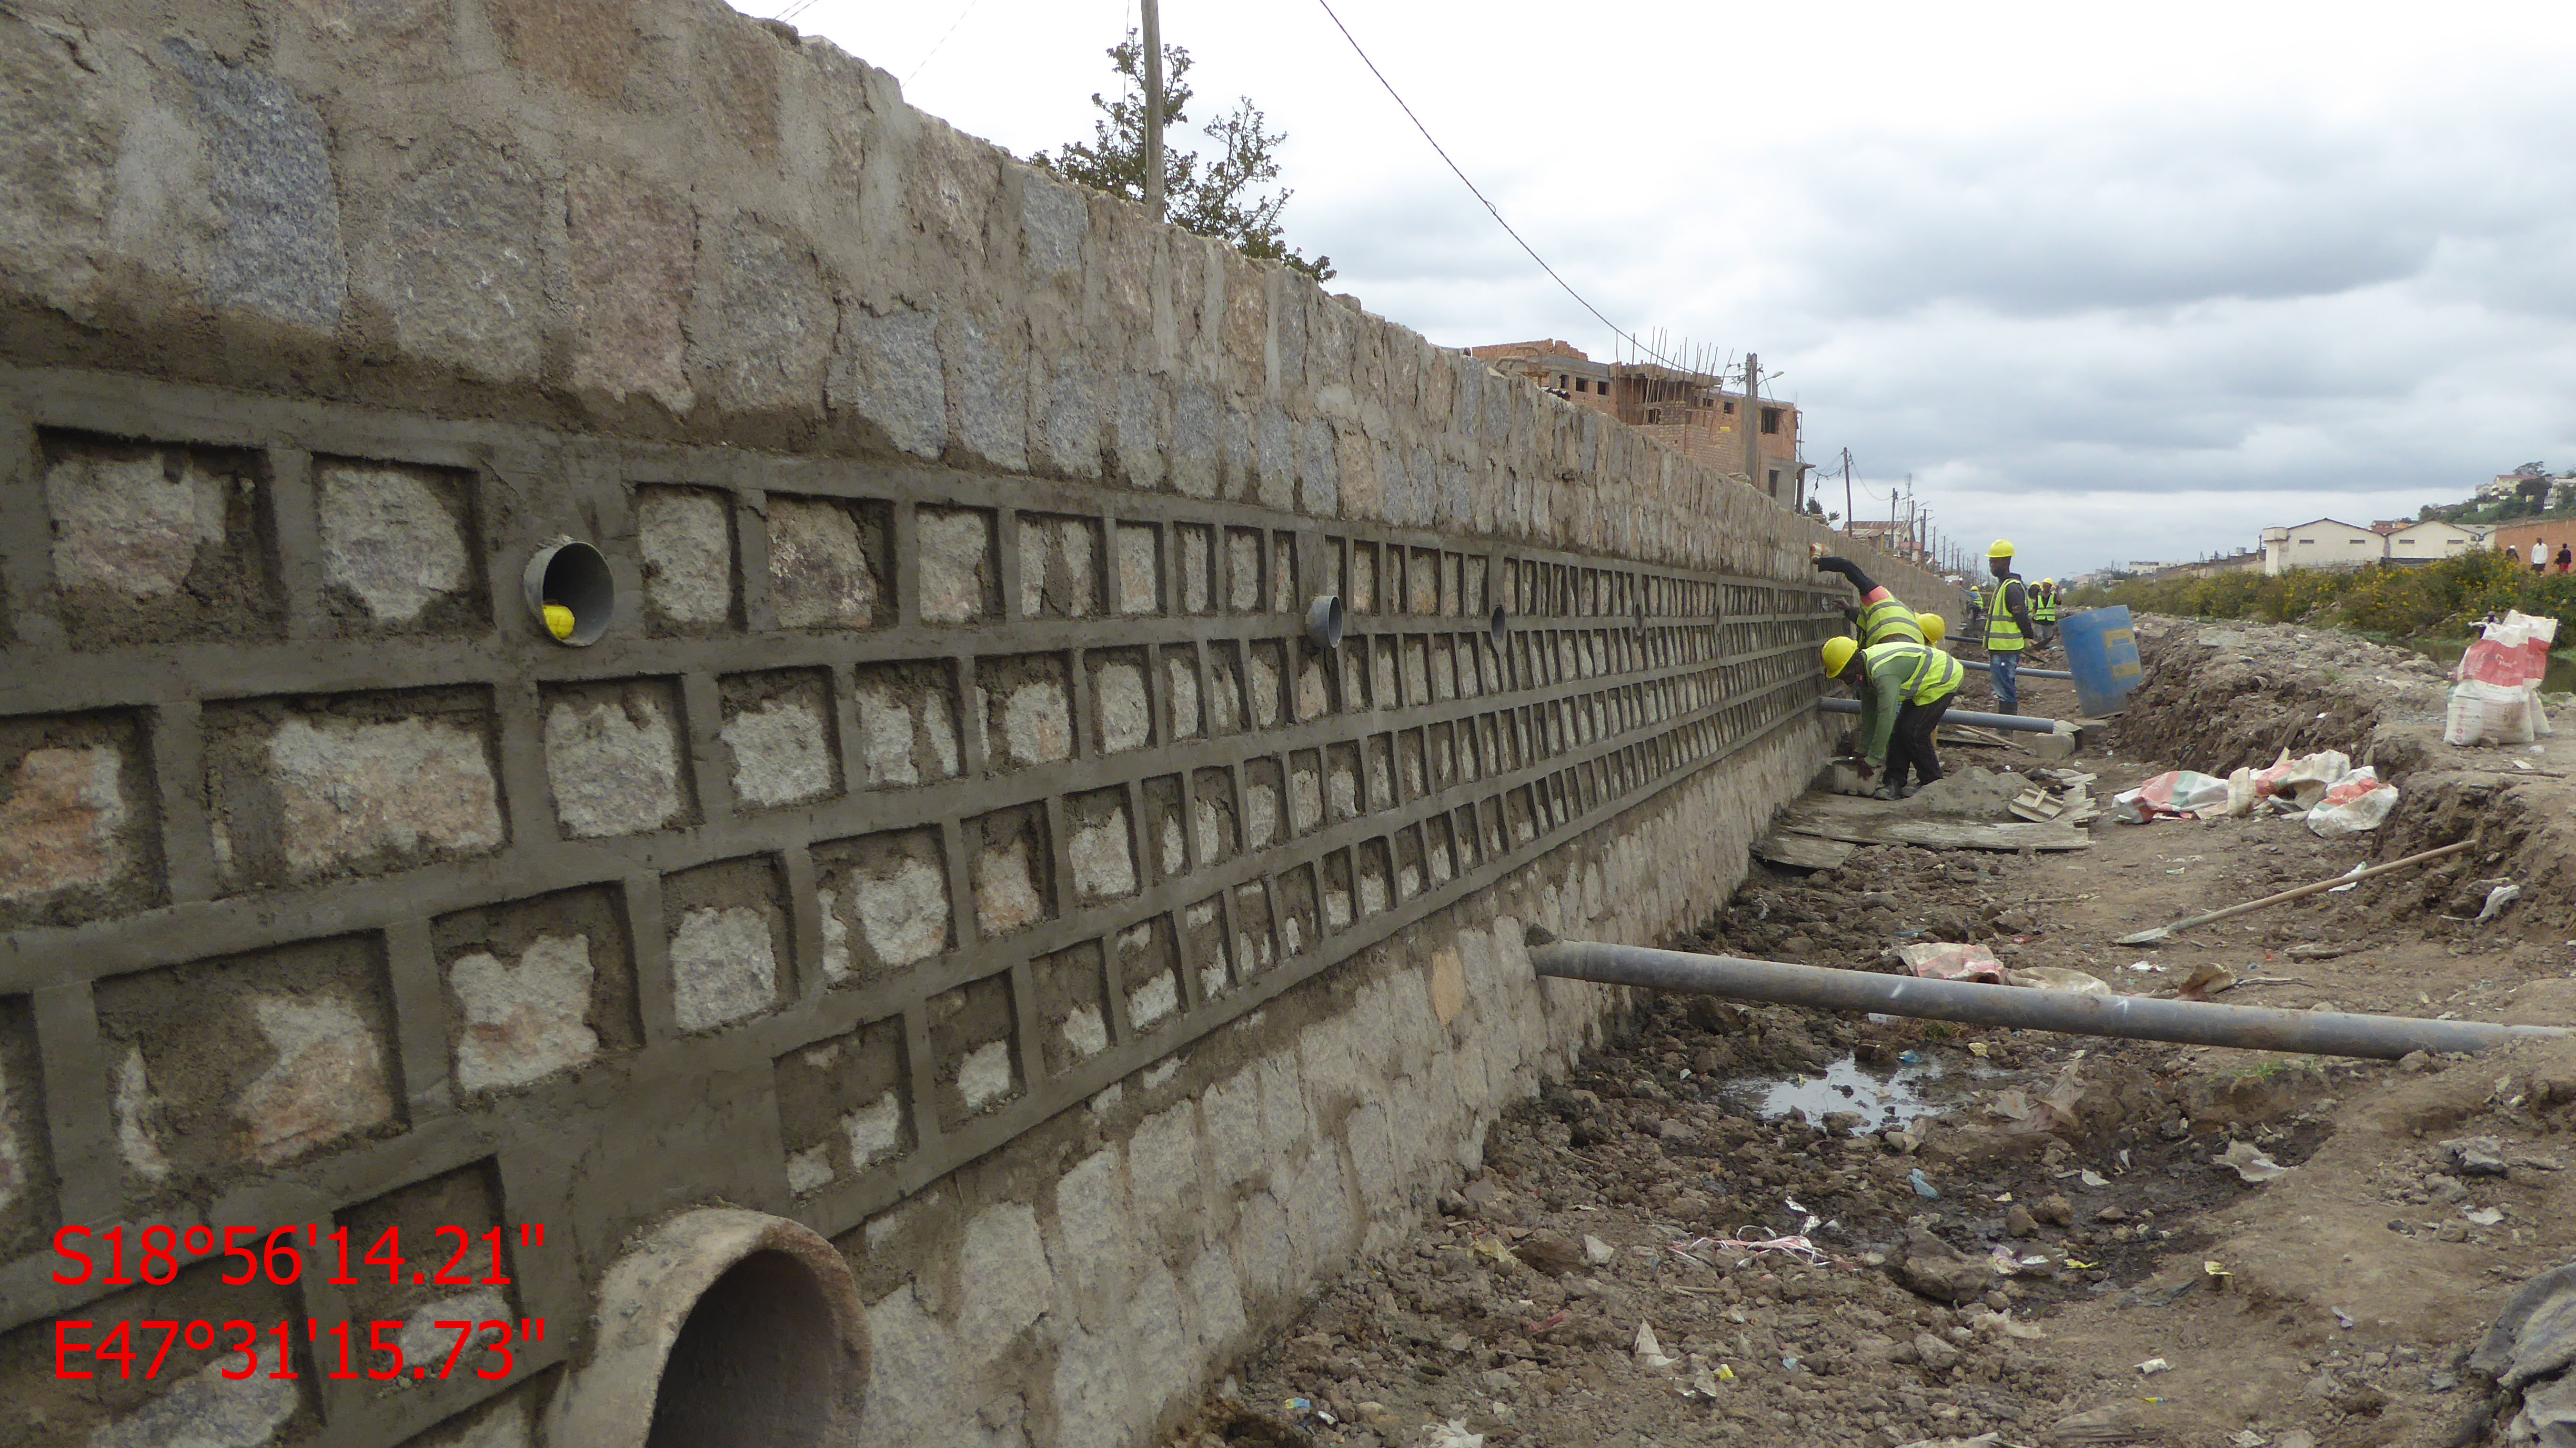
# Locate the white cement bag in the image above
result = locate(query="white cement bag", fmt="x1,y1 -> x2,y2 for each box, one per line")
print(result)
2112,770 -> 2231,822
2447,680 -> 2540,747
2306,767 -> 2398,837
2271,750 -> 2353,805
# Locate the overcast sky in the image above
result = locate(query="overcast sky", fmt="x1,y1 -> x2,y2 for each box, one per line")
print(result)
743,0 -> 2576,576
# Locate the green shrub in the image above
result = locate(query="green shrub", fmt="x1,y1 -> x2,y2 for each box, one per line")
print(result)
2070,550 -> 2576,639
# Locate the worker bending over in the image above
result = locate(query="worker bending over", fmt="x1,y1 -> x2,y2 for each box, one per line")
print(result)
1810,555 -> 1924,647
1824,634 -> 1965,800
1981,540 -> 2037,717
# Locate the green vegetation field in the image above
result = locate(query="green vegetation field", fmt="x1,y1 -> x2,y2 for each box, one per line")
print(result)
2071,549 -> 2576,636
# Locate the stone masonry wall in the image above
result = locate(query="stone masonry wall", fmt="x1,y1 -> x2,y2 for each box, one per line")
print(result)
0,3 -> 1950,1445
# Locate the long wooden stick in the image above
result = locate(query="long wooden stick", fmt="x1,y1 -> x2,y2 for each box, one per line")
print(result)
2118,839 -> 2475,944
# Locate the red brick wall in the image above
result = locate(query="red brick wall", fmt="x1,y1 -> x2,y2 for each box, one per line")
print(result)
2491,523 -> 2576,565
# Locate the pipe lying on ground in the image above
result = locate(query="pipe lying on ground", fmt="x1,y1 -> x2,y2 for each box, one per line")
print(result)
1819,697 -> 2064,735
2014,668 -> 2075,680
1527,934 -> 2568,1061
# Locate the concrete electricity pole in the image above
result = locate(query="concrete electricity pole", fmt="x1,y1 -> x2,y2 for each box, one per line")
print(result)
1742,353 -> 1762,498
1141,0 -> 1165,220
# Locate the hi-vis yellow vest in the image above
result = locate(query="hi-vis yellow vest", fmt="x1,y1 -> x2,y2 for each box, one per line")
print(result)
1856,595 -> 1925,648
1985,580 -> 2026,652
1864,640 -> 1965,703
2031,587 -> 2059,624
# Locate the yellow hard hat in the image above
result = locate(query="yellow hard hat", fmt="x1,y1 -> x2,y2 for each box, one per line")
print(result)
1919,612 -> 1946,645
2041,577 -> 2055,586
1822,636 -> 1858,675
1988,539 -> 2016,559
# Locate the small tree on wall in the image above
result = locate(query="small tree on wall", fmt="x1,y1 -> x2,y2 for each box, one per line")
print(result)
1033,32 -> 1335,282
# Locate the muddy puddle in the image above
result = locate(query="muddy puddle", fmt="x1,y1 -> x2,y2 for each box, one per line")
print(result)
1729,1051 -> 1948,1133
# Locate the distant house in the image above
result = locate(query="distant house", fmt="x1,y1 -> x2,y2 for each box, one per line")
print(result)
2481,463 -> 2554,504
1843,519 -> 1923,561
2260,519 -> 2382,575
2382,519 -> 2486,565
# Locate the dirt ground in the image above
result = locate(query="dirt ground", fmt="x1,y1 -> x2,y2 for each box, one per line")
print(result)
1173,618 -> 2576,1448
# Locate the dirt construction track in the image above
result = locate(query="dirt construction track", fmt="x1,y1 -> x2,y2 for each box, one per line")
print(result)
1170,617 -> 2576,1448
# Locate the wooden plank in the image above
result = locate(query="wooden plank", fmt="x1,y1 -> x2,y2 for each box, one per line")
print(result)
1753,832 -> 1857,870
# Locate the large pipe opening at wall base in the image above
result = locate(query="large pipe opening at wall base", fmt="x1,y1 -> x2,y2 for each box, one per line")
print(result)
648,1249 -> 844,1447
545,1209 -> 867,1448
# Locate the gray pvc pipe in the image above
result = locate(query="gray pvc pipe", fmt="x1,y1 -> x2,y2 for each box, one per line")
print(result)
1819,697 -> 2062,734
2015,668 -> 2075,680
1528,937 -> 2568,1060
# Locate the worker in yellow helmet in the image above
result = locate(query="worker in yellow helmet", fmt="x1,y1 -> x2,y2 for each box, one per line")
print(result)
1982,540 -> 2036,716
1823,633 -> 1967,800
1918,612 -> 1947,647
1810,554 -> 1924,647
2030,578 -> 2060,649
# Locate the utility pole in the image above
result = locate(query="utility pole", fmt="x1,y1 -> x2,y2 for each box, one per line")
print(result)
1743,353 -> 1763,498
1840,448 -> 1854,532
1141,0 -> 1165,220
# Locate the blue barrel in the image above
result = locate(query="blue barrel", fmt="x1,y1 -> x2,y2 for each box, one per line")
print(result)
2059,605 -> 2145,717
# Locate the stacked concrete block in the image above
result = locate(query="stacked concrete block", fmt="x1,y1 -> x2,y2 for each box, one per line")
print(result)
0,0 -> 1954,1442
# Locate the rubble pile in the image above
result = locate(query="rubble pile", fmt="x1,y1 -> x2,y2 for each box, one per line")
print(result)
2116,617 -> 2450,776
1192,992 -> 2310,1448
2117,617 -> 2576,933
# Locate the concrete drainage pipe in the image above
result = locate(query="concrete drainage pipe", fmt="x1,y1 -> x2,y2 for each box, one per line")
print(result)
544,1208 -> 866,1448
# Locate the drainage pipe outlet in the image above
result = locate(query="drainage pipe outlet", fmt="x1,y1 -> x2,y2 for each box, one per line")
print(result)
544,1208 -> 866,1448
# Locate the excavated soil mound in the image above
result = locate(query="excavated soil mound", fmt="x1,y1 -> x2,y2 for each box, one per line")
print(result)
1900,766 -> 2029,820
2113,614 -> 2576,937
2112,616 -> 2449,775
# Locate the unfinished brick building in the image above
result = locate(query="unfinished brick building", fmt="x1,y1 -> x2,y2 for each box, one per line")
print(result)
1467,341 -> 1804,505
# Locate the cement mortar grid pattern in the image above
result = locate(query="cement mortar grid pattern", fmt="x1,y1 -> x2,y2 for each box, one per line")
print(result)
0,631 -> 1823,986
0,369 -> 1842,962
0,369 -> 1841,1329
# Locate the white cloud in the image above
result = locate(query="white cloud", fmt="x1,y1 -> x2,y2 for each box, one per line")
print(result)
750,0 -> 2576,571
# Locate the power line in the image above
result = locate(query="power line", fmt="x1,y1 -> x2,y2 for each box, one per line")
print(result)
905,0 -> 989,84
1308,0 -> 1690,375
1115,0 -> 1135,112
